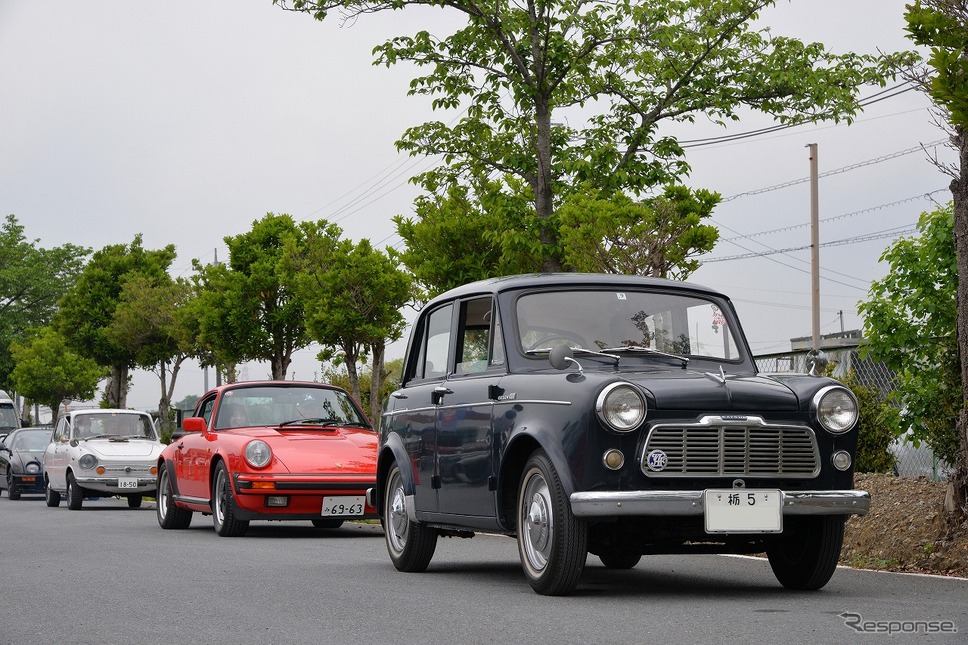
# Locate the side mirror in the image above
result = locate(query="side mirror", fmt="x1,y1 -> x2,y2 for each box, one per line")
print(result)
549,344 -> 576,371
181,417 -> 207,433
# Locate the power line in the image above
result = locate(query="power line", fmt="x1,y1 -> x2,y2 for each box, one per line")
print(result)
705,224 -> 918,262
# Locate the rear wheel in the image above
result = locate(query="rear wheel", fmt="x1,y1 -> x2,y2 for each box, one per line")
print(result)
45,478 -> 60,507
66,473 -> 84,510
311,519 -> 344,529
157,464 -> 193,529
767,516 -> 845,590
212,461 -> 248,537
384,464 -> 437,572
517,449 -> 587,595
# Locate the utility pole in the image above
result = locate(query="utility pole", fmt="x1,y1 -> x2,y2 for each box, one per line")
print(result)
808,143 -> 820,351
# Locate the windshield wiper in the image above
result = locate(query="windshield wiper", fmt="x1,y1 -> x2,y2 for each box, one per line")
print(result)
599,345 -> 689,366
278,417 -> 341,427
526,346 -> 620,365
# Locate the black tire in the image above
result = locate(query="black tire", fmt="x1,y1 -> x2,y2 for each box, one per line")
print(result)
6,470 -> 20,501
157,464 -> 192,529
597,551 -> 641,569
311,519 -> 344,529
45,478 -> 60,507
66,472 -> 84,510
767,515 -> 845,590
384,463 -> 437,572
127,494 -> 143,509
517,449 -> 588,595
212,461 -> 248,537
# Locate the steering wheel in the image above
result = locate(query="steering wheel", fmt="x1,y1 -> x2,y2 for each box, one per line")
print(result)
526,334 -> 585,351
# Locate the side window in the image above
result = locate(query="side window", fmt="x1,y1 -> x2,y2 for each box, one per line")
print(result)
456,297 -> 499,375
413,304 -> 453,381
55,418 -> 69,442
197,396 -> 217,426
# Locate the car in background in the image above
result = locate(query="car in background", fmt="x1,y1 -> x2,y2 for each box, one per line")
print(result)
375,273 -> 870,595
156,381 -> 378,536
44,409 -> 163,510
0,426 -> 53,499
0,389 -> 23,438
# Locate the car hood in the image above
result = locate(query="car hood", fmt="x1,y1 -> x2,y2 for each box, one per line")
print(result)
629,369 -> 799,411
236,426 -> 378,474
85,440 -> 163,458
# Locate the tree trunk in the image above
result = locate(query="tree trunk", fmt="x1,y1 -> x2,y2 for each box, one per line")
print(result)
534,96 -> 560,272
950,125 -> 968,523
105,365 -> 129,408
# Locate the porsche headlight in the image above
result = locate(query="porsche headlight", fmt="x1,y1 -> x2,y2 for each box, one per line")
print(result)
596,382 -> 646,432
78,453 -> 98,470
813,386 -> 858,434
25,462 -> 41,474
244,440 -> 272,468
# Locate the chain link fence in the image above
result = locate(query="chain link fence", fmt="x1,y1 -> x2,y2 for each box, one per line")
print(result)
755,345 -> 953,482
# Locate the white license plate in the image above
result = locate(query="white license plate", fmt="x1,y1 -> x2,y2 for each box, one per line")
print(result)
118,478 -> 138,489
321,496 -> 365,517
704,489 -> 782,533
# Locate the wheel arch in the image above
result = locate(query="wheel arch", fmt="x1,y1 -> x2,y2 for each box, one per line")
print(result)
374,433 -> 413,518
498,427 -> 577,532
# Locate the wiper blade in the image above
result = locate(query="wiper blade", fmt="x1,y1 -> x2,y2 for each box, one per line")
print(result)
599,346 -> 689,366
278,417 -> 341,427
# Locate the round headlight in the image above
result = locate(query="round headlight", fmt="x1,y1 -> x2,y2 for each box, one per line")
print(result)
244,440 -> 272,468
813,386 -> 858,434
25,462 -> 41,474
596,382 -> 646,432
78,453 -> 98,470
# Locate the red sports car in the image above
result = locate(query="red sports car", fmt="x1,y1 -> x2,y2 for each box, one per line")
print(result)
156,381 -> 378,536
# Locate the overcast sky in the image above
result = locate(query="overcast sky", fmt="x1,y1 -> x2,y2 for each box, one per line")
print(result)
1,1 -> 955,415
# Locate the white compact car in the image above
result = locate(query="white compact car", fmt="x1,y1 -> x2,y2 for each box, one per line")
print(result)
44,409 -> 164,510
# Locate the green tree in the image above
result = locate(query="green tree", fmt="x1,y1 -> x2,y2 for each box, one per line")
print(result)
278,0 -> 912,271
0,214 -> 89,390
105,274 -> 197,436
558,185 -> 720,279
9,327 -> 104,426
192,213 -> 310,380
53,235 -> 176,408
839,372 -> 899,475
858,205 -> 959,466
321,358 -> 403,425
286,221 -> 413,422
903,0 -> 968,519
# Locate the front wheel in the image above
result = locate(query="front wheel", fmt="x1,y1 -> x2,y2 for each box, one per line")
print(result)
66,473 -> 84,510
766,515 -> 845,590
45,479 -> 61,507
212,461 -> 248,537
311,519 -> 344,529
384,464 -> 437,572
6,470 -> 20,501
157,464 -> 193,529
517,449 -> 587,595
127,494 -> 143,509
597,551 -> 641,570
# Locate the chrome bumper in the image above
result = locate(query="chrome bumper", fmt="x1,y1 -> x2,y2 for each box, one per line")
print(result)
570,489 -> 870,518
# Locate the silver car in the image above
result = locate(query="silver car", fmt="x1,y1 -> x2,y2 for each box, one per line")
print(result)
43,409 -> 164,510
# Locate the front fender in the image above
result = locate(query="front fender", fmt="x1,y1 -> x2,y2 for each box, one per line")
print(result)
374,432 -> 414,519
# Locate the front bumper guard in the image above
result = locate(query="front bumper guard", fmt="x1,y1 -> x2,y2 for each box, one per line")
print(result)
570,489 -> 870,518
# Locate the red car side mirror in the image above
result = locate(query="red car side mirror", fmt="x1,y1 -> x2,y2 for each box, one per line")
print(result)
182,417 -> 207,433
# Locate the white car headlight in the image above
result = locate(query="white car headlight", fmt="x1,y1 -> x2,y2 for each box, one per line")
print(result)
813,386 -> 858,434
244,440 -> 272,468
596,382 -> 646,432
78,453 -> 98,470
25,462 -> 41,474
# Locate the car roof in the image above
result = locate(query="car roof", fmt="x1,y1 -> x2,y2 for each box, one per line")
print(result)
426,273 -> 728,306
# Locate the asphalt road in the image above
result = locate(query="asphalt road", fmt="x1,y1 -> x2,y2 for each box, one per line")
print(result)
1,494 -> 966,645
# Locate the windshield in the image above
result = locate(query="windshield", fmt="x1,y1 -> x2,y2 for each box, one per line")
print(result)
213,385 -> 369,430
515,289 -> 743,361
0,403 -> 19,430
9,429 -> 52,452
73,413 -> 157,440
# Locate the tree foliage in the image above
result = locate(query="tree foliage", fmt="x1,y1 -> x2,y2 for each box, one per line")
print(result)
858,205 -> 960,466
9,327 -> 104,426
278,0 -> 913,272
0,215 -> 89,389
192,213 -> 311,380
53,235 -> 176,407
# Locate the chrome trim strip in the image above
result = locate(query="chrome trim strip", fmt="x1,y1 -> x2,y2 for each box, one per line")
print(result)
569,489 -> 870,518
385,399 -> 571,415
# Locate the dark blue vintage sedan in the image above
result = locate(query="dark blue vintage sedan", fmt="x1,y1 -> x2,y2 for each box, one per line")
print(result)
0,426 -> 53,499
371,274 -> 869,595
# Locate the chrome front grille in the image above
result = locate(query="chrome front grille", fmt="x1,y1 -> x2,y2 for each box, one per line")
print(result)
641,416 -> 820,477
